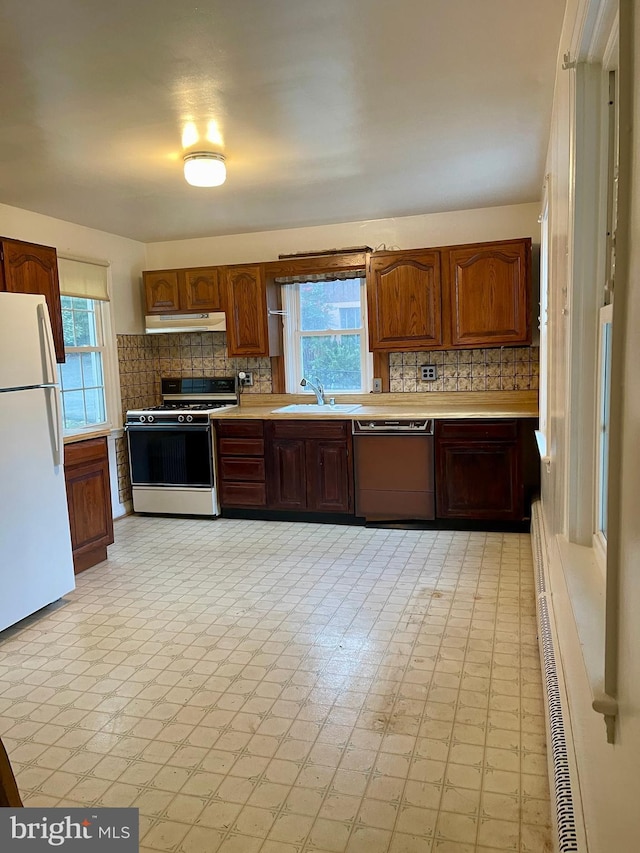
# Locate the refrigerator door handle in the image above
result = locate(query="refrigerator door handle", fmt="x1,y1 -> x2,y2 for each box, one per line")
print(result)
37,301 -> 58,386
45,384 -> 64,468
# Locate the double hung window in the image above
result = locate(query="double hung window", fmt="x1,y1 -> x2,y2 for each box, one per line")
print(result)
57,258 -> 112,433
282,276 -> 372,394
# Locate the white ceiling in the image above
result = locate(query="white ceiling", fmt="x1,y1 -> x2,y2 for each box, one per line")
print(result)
0,0 -> 565,243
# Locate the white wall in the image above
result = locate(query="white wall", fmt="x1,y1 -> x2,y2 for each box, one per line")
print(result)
540,0 -> 640,849
145,202 -> 540,270
0,202 -> 146,334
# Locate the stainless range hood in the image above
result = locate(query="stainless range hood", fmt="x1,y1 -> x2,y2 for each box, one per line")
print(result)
145,312 -> 226,334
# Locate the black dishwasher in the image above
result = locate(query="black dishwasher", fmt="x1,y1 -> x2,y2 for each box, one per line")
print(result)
352,419 -> 435,521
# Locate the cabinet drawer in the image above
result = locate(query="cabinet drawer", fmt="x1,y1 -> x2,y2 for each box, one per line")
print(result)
270,420 -> 348,440
216,419 -> 264,437
219,457 -> 265,481
220,481 -> 266,507
64,436 -> 108,467
436,420 -> 518,441
217,437 -> 265,456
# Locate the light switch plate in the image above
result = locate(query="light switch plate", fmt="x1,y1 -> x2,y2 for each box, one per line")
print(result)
372,377 -> 382,393
421,365 -> 438,381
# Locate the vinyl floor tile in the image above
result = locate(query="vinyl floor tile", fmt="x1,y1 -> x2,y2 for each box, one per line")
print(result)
0,516 -> 552,851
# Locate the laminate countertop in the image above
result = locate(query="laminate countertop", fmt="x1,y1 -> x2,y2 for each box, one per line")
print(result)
63,429 -> 111,445
214,391 -> 538,420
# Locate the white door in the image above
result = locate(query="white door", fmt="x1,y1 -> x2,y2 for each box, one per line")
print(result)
0,387 -> 75,633
0,292 -> 56,391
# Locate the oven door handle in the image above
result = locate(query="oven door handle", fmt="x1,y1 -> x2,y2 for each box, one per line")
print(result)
125,423 -> 211,432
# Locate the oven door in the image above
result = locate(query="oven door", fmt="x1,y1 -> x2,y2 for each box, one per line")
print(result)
126,423 -> 214,487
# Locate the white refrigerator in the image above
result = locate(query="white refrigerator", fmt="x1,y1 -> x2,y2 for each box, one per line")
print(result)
0,291 -> 75,633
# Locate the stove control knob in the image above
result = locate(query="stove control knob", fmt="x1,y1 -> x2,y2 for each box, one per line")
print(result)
186,414 -> 194,423
370,422 -> 375,428
147,414 -> 155,423
178,415 -> 185,423
139,415 -> 146,423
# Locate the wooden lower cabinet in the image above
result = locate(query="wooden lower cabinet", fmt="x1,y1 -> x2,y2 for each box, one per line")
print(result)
64,436 -> 114,573
268,438 -> 307,510
217,419 -> 353,515
216,420 -> 267,508
435,419 -> 534,521
266,421 -> 353,514
307,441 -> 352,513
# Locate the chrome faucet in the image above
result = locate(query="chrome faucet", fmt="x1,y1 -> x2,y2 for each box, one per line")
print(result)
300,377 -> 326,405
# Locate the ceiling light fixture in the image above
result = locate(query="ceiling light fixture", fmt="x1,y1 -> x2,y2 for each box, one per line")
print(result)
183,152 -> 226,187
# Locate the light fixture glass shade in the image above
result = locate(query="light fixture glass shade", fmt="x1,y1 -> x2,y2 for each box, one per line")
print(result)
183,152 -> 226,187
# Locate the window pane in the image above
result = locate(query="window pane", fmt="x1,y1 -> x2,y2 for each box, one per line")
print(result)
301,334 -> 362,391
59,353 -> 83,390
300,283 -> 333,331
81,351 -> 104,388
71,308 -> 96,346
62,308 -> 76,345
338,306 -> 360,329
61,390 -> 86,429
299,279 -> 362,332
84,387 -> 106,424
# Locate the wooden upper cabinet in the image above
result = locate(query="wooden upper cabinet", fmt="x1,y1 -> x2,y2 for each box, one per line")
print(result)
180,267 -> 223,312
0,239 -> 65,362
144,270 -> 181,314
367,250 -> 443,351
223,264 -> 270,357
445,239 -> 531,347
144,267 -> 222,314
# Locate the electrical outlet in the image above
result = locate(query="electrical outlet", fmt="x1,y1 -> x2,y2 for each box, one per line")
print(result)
421,364 -> 438,381
238,371 -> 253,387
372,377 -> 382,393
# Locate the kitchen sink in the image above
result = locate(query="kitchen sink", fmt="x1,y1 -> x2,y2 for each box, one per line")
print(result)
273,404 -> 362,414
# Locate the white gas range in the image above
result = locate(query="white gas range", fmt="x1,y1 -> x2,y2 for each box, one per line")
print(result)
125,377 -> 238,516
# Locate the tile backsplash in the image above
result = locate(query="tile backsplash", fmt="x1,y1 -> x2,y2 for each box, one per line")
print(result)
389,346 -> 539,392
117,331 -> 271,415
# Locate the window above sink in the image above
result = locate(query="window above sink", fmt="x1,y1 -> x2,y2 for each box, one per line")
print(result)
281,277 -> 373,395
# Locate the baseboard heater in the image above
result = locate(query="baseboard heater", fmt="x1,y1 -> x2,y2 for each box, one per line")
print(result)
531,501 -> 583,852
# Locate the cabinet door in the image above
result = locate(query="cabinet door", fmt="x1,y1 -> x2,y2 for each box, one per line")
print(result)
181,267 -> 222,312
64,437 -> 114,572
367,250 -> 443,351
436,437 -> 521,520
267,438 -> 307,510
223,265 -> 269,357
307,440 -> 352,514
1,239 -> 65,362
446,240 -> 530,347
144,270 -> 181,314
